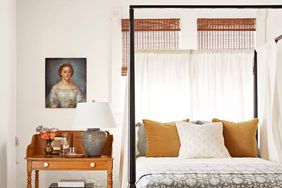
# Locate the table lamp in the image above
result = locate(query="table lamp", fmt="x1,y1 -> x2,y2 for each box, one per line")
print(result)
73,102 -> 116,157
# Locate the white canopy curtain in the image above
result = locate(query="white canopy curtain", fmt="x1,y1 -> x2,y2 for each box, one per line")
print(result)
135,50 -> 254,122
257,41 -> 282,163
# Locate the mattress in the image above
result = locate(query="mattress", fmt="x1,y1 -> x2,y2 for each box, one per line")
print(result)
136,157 -> 282,188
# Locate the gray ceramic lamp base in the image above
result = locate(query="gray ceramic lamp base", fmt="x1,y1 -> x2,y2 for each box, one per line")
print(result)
81,128 -> 107,157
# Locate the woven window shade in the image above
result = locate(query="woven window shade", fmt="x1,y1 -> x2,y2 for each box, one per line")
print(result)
197,18 -> 256,50
121,19 -> 180,76
122,19 -> 181,32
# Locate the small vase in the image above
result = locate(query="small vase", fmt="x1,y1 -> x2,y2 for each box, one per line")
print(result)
45,139 -> 53,156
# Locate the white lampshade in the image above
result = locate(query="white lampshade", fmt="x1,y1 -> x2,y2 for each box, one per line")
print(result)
73,102 -> 116,129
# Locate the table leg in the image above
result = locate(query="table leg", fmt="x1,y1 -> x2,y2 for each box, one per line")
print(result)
35,170 -> 39,188
27,169 -> 32,188
107,169 -> 113,188
27,160 -> 32,188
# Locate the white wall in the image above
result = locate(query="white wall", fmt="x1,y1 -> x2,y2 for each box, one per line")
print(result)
16,0 -> 122,187
266,10 -> 282,42
0,0 -> 17,187
16,0 -> 282,188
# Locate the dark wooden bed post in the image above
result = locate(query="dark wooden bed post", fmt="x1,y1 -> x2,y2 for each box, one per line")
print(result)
275,35 -> 282,43
128,7 -> 136,188
128,5 -> 282,187
254,50 -> 258,142
254,50 -> 258,119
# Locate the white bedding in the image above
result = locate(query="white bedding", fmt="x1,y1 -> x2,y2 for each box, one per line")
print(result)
136,157 -> 282,188
137,157 -> 273,167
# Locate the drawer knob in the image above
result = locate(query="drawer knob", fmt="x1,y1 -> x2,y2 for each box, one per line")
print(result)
90,162 -> 95,168
43,162 -> 49,168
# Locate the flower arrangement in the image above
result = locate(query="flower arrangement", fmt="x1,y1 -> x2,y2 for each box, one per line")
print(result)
36,125 -> 58,156
36,125 -> 58,141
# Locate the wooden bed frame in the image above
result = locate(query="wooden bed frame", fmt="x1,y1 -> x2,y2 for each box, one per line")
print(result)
127,4 -> 282,188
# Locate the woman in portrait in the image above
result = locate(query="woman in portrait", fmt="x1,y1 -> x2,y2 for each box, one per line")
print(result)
47,63 -> 86,108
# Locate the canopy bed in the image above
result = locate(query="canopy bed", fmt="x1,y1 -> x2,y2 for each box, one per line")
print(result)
127,4 -> 282,188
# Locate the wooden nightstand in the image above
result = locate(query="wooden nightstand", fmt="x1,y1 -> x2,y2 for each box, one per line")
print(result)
26,131 -> 113,188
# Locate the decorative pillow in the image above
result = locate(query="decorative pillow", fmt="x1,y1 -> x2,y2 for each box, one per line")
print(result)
143,119 -> 188,157
212,118 -> 258,157
176,122 -> 231,158
136,122 -> 147,156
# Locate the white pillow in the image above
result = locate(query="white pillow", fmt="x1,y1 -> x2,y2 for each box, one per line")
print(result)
176,122 -> 230,158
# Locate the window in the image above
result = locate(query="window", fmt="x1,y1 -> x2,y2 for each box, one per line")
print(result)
121,18 -> 181,76
197,18 -> 256,50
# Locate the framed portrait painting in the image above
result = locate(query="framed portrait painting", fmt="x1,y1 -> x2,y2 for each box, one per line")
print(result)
45,58 -> 87,108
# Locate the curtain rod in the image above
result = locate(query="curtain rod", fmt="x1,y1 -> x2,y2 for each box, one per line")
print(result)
130,5 -> 282,9
275,35 -> 282,43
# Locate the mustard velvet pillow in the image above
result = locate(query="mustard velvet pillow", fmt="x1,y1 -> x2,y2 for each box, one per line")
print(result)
212,118 -> 258,157
143,119 -> 188,157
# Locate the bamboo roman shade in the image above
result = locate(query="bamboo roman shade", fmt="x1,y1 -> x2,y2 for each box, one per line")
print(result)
197,18 -> 256,50
121,19 -> 181,32
121,19 -> 180,76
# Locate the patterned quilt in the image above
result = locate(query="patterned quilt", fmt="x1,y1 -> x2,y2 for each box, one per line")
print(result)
136,157 -> 282,188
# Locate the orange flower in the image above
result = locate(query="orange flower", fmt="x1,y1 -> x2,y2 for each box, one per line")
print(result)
40,131 -> 57,140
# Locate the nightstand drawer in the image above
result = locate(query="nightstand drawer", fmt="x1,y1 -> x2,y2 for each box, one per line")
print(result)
32,160 -> 107,170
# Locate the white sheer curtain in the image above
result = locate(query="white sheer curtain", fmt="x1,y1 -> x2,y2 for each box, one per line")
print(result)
257,41 -> 282,162
135,50 -> 193,122
192,50 -> 254,121
119,78 -> 129,188
135,50 -> 254,122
